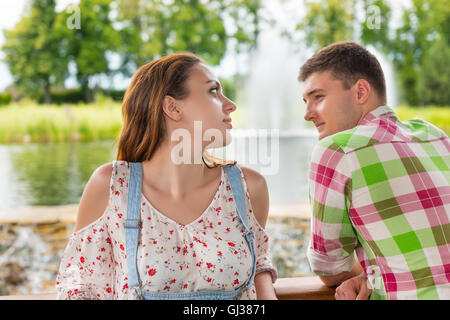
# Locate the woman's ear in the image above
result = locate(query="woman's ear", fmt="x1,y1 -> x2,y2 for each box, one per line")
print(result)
162,95 -> 182,121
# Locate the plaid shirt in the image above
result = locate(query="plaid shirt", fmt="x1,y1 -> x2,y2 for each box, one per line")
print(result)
307,106 -> 450,300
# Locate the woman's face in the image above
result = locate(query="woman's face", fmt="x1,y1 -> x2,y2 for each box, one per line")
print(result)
177,63 -> 237,149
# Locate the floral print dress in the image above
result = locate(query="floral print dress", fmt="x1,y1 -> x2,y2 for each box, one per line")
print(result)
56,161 -> 277,299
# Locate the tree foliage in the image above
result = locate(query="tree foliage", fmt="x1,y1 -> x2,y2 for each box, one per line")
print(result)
298,0 -> 450,106
2,0 -> 263,103
2,0 -> 68,103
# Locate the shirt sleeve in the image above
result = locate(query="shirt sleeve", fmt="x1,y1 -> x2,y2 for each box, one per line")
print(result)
55,214 -> 115,299
306,141 -> 358,276
249,212 -> 278,283
238,167 -> 278,283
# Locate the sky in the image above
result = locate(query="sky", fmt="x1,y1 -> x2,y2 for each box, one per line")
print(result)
0,0 -> 411,92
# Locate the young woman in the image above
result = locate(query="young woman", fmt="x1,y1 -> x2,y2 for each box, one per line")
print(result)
55,53 -> 278,300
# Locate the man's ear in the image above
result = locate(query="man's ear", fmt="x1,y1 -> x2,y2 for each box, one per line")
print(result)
354,79 -> 371,104
162,95 -> 182,121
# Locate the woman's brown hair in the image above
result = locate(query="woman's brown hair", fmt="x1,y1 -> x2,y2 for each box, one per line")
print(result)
116,52 -> 202,162
116,52 -> 235,167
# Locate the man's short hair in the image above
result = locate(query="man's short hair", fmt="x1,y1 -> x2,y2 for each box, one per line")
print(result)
299,41 -> 387,104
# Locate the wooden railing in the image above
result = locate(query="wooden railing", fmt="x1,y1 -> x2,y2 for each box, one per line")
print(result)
0,276 -> 335,300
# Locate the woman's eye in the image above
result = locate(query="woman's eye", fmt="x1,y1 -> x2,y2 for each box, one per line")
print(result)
315,95 -> 324,100
210,87 -> 219,94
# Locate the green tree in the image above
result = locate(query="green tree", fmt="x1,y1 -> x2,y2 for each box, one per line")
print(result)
116,0 -> 263,67
298,0 -> 450,106
298,0 -> 356,49
360,0 -> 392,52
2,0 -> 68,104
417,39 -> 450,105
55,0 -> 122,102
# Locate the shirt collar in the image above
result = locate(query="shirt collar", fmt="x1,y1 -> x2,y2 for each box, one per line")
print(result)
360,105 -> 397,124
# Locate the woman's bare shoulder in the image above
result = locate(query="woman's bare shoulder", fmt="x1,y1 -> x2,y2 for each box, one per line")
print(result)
239,166 -> 269,228
74,162 -> 114,232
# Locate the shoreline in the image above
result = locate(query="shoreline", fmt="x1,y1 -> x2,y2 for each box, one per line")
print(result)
0,202 -> 311,225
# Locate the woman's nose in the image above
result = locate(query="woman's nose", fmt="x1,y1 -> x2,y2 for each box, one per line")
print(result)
223,96 -> 237,113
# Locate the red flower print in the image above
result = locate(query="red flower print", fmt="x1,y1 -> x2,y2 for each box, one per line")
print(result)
217,251 -> 223,256
206,262 -> 213,269
115,190 -> 120,196
215,206 -> 222,213
87,236 -> 92,242
117,213 -> 123,219
123,283 -> 128,290
100,247 -> 105,252
119,244 -> 125,251
80,256 -> 85,263
206,278 -> 212,283
163,286 -> 170,291
106,238 -> 111,244
234,279 -> 239,285
228,197 -> 233,202
170,279 -> 176,284
148,268 -> 157,276
183,284 -> 188,289
228,241 -> 235,247
226,227 -> 231,232
106,287 -> 112,293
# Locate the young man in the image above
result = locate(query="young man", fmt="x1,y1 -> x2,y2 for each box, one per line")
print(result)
299,41 -> 450,300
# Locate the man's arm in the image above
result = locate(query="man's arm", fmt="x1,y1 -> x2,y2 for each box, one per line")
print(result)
319,261 -> 364,288
307,141 -> 360,285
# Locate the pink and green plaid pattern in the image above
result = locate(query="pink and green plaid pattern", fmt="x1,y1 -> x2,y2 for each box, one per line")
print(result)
307,106 -> 450,300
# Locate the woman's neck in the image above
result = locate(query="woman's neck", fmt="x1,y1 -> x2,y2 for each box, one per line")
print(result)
141,141 -> 214,200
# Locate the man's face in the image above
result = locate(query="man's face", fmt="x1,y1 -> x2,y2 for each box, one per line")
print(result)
302,70 -> 363,140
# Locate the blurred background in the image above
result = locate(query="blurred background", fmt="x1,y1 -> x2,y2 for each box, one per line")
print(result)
0,0 -> 448,295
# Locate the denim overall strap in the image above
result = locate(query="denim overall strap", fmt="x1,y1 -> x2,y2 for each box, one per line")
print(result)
125,162 -> 144,299
223,165 -> 257,290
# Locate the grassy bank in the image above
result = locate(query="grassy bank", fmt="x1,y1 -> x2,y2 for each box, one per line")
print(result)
396,105 -> 450,135
0,100 -> 122,143
0,102 -> 448,143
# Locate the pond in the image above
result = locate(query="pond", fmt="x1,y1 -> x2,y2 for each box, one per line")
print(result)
0,134 -> 318,295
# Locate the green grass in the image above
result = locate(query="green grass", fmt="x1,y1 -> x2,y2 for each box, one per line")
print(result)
0,99 -> 122,143
0,102 -> 448,144
396,105 -> 450,135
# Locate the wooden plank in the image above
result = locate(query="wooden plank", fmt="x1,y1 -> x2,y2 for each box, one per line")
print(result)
274,276 -> 335,300
0,292 -> 57,300
0,277 -> 334,300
